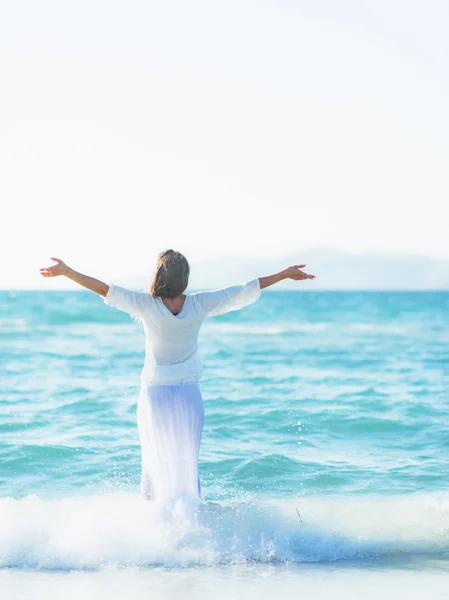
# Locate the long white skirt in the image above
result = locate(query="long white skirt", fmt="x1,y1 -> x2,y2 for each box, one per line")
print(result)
136,381 -> 204,520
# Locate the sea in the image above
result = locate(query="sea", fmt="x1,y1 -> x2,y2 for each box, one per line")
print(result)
1,289 -> 449,599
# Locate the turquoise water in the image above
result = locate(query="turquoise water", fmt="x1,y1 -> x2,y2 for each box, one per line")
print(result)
1,290 -> 449,574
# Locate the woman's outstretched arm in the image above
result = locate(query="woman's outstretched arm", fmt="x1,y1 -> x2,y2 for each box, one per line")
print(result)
259,264 -> 315,289
195,264 -> 316,319
40,258 -> 109,297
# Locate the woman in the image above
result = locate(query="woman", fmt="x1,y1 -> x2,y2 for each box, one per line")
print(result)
40,250 -> 315,520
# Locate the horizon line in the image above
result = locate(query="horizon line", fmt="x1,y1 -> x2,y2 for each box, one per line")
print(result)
3,287 -> 449,293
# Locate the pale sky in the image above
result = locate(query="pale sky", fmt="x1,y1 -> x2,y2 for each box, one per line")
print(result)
1,0 -> 448,288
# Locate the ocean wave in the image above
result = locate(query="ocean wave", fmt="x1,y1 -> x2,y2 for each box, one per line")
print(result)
1,492 -> 448,570
0,318 -> 28,333
204,322 -> 407,336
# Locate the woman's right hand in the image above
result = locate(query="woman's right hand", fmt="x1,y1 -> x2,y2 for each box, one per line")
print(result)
283,264 -> 315,281
40,257 -> 70,278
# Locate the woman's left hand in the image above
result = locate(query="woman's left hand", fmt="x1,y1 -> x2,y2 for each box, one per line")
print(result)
283,264 -> 316,281
40,257 -> 70,278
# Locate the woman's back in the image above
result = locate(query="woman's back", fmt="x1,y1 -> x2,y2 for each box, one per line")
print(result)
145,294 -> 204,367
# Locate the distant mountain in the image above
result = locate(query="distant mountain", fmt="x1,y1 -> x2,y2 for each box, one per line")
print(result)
28,247 -> 449,291
180,247 -> 449,291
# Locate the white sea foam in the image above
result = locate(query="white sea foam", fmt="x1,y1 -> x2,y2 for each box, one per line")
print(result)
0,318 -> 27,328
1,492 -> 448,570
349,323 -> 406,335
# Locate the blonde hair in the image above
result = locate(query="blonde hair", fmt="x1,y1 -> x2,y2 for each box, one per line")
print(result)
150,249 -> 190,298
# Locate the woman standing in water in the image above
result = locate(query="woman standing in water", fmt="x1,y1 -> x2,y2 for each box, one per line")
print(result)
40,250 -> 315,519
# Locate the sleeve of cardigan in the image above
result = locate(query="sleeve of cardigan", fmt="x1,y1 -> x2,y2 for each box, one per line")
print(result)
103,284 -> 152,319
194,277 -> 261,318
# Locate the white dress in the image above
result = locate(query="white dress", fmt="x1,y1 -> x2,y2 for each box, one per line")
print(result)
104,277 -> 261,519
